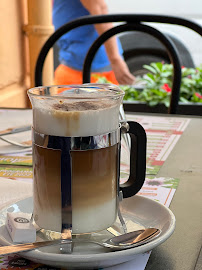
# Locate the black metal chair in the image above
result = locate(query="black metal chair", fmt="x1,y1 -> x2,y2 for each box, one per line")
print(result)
35,14 -> 202,114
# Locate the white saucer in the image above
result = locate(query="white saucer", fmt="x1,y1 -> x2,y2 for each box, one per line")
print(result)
0,196 -> 175,269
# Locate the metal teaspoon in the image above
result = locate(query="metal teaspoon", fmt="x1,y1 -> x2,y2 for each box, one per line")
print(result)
0,228 -> 160,255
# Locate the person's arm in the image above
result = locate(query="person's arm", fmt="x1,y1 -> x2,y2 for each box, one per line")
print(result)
80,0 -> 135,85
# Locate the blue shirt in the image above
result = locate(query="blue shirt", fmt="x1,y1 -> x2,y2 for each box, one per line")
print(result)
53,0 -> 123,72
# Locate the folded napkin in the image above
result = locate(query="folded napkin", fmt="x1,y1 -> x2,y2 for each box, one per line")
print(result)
0,178 -> 32,210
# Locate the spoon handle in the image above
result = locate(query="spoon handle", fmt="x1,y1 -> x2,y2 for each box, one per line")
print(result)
0,239 -> 68,256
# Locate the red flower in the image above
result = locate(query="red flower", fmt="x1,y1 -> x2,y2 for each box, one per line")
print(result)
195,93 -> 202,99
181,66 -> 185,69
162,83 -> 171,93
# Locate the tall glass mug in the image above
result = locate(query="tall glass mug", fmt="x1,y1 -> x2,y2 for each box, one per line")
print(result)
28,84 -> 146,236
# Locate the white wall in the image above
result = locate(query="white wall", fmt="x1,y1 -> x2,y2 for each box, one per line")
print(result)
106,0 -> 202,66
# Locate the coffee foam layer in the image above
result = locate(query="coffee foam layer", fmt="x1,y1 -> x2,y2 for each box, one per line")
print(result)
33,100 -> 120,136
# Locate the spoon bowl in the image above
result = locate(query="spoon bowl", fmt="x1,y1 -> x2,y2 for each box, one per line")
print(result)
104,228 -> 160,249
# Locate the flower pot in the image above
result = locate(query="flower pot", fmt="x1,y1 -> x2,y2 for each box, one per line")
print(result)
123,101 -> 202,116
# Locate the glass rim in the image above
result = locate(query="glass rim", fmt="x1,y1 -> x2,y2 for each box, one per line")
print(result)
27,84 -> 125,100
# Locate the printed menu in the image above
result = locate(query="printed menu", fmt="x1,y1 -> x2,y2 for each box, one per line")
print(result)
121,115 -> 190,175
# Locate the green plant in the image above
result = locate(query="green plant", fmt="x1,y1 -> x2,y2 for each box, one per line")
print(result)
125,62 -> 202,106
95,62 -> 202,107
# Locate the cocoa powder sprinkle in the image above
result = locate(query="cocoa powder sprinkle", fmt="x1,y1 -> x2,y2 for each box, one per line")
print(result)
52,101 -> 112,111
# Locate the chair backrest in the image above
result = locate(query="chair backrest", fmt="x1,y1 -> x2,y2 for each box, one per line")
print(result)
35,14 -> 202,114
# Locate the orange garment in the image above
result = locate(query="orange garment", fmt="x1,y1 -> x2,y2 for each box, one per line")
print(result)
54,64 -> 118,86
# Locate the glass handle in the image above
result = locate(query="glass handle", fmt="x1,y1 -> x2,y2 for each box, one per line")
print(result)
120,121 -> 147,198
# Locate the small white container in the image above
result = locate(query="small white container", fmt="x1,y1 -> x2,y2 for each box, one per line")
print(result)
6,212 -> 36,243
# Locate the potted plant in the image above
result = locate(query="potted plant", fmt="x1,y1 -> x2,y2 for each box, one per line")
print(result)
122,62 -> 202,115
96,62 -> 202,115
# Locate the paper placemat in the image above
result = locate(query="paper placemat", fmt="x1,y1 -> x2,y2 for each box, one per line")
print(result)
0,167 -> 32,182
0,156 -> 32,167
125,115 -> 190,175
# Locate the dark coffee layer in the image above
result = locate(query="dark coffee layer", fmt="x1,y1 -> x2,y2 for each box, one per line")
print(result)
71,145 -> 118,209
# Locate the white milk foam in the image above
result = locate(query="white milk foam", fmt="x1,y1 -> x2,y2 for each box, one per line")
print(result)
33,100 -> 120,136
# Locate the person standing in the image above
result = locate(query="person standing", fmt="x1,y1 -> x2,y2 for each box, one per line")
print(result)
52,0 -> 135,85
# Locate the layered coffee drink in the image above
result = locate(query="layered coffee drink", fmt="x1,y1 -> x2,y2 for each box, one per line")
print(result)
31,86 -> 122,234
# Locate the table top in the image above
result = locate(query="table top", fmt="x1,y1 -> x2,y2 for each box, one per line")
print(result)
145,115 -> 202,270
0,109 -> 201,270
